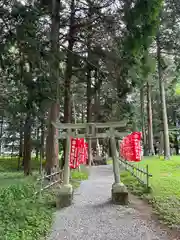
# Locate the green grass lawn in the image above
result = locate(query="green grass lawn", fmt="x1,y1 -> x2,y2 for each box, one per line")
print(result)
121,156 -> 180,228
107,159 -> 112,165
0,157 -> 88,240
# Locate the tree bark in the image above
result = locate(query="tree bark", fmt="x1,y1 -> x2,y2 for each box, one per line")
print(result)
173,110 -> 179,155
94,69 -> 101,122
64,0 -> 75,124
0,115 -> 4,156
40,118 -> 45,160
90,70 -> 100,152
86,5 -> 93,166
46,103 -> 59,174
87,67 -> 92,123
19,119 -> 23,158
45,0 -> 60,173
147,81 -> 155,155
36,126 -> 40,159
11,139 -> 15,158
156,34 -> 170,159
23,112 -> 32,175
40,118 -> 45,173
174,135 -> 179,155
81,104 -> 84,123
61,0 -> 76,169
140,86 -> 147,155
132,117 -> 137,132
86,60 -> 93,166
18,118 -> 23,170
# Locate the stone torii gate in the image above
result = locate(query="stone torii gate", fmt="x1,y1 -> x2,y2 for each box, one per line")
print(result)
52,121 -> 129,208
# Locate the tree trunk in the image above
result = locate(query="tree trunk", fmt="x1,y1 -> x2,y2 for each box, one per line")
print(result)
18,118 -> 23,170
40,118 -> 45,160
46,103 -> 59,174
140,86 -> 147,155
173,110 -> 179,155
40,118 -> 45,173
0,115 -> 3,156
86,5 -> 93,166
87,66 -> 92,124
86,64 -> 93,165
19,119 -> 23,158
132,117 -> 137,132
81,104 -> 84,123
61,0 -> 76,169
174,135 -> 179,155
36,126 -> 40,159
64,0 -> 75,124
94,70 -> 101,122
23,112 -> 32,176
156,35 -> 170,159
11,139 -> 15,158
86,65 -> 93,165
45,0 -> 60,173
147,81 -> 155,155
92,70 -> 101,153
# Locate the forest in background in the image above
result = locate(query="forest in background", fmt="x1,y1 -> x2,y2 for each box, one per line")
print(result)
1,0 -> 180,239
0,0 -> 180,171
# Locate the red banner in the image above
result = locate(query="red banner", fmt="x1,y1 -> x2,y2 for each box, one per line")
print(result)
69,138 -> 88,169
120,132 -> 142,162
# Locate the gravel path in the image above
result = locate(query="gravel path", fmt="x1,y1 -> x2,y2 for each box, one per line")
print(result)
48,165 -> 169,240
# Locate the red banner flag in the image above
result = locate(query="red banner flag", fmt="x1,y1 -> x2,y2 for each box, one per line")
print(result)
69,138 -> 88,169
120,132 -> 142,162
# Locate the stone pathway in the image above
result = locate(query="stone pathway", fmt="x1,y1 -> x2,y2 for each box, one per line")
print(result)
48,165 -> 169,240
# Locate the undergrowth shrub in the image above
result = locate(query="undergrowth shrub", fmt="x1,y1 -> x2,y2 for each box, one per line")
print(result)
0,157 -> 89,240
0,183 -> 54,240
